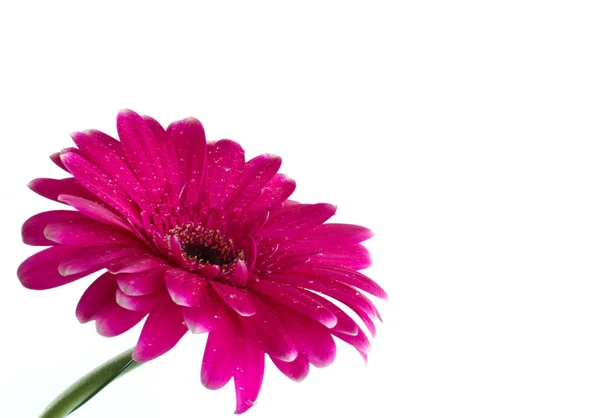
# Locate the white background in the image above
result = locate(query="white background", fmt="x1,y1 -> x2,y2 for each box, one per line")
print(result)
1,1 -> 600,417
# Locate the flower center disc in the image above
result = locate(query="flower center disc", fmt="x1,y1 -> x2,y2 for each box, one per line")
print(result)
182,243 -> 232,266
168,224 -> 243,271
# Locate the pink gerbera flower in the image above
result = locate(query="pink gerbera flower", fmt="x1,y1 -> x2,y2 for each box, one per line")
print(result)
17,109 -> 387,414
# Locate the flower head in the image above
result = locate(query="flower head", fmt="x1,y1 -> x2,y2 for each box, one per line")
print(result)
18,109 -> 387,414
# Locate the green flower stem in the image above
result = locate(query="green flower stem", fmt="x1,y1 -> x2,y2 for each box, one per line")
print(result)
39,348 -> 143,418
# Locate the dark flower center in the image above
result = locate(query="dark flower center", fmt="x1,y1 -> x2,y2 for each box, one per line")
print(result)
182,243 -> 233,266
168,223 -> 243,270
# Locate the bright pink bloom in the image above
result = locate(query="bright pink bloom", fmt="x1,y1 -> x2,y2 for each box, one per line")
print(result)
18,109 -> 387,414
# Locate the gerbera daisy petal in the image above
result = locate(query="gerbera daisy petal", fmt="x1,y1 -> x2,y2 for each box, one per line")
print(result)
50,151 -> 70,171
243,173 -> 296,217
308,293 -> 360,336
144,115 -> 180,194
210,281 -> 256,317
17,246 -> 92,289
263,251 -> 313,273
116,267 -> 165,296
141,115 -> 167,141
57,194 -> 132,231
228,153 -> 281,211
236,212 -> 270,242
204,139 -> 245,209
310,244 -> 373,270
28,177 -> 98,203
230,259 -> 249,287
165,268 -> 209,307
84,129 -> 125,155
60,152 -> 143,227
181,287 -> 221,333
58,245 -> 142,276
332,326 -> 372,362
75,272 -> 117,323
269,273 -> 380,318
285,223 -> 374,248
271,355 -> 310,382
95,299 -> 147,337
106,254 -> 165,274
22,210 -> 88,246
167,117 -> 206,202
116,288 -> 170,312
43,219 -> 140,247
71,130 -> 148,207
233,333 -> 265,414
251,280 -> 337,328
259,203 -> 337,241
286,263 -> 388,300
282,310 -> 337,368
116,109 -> 166,194
242,297 -> 298,362
201,307 -> 239,389
266,273 -> 380,335
132,303 -> 188,362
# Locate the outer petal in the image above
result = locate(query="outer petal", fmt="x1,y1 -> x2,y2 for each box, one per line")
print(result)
266,273 -> 380,335
285,263 -> 388,299
85,129 -> 124,156
18,246 -> 94,290
144,115 -> 180,196
116,268 -> 165,296
245,173 -> 296,218
60,152 -> 143,227
271,355 -> 310,382
281,310 -> 336,368
181,285 -> 221,333
282,223 -> 374,249
76,272 -> 117,323
228,154 -> 282,211
234,331 -> 265,414
308,293 -> 360,336
71,129 -> 148,206
259,203 -> 337,241
44,219 -> 140,247
95,299 -> 147,337
165,268 -> 209,307
22,210 -> 88,246
166,117 -> 206,203
229,213 -> 269,246
201,306 -> 239,389
243,173 -> 296,218
309,244 -> 373,270
116,288 -> 170,312
58,245 -> 142,276
332,327 -> 371,363
263,251 -> 313,273
57,194 -> 131,231
116,109 -> 166,196
28,178 -> 98,203
251,280 -> 337,328
50,151 -> 69,171
132,303 -> 188,362
241,296 -> 298,362
106,254 -> 166,274
210,281 -> 256,317
203,140 -> 245,209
